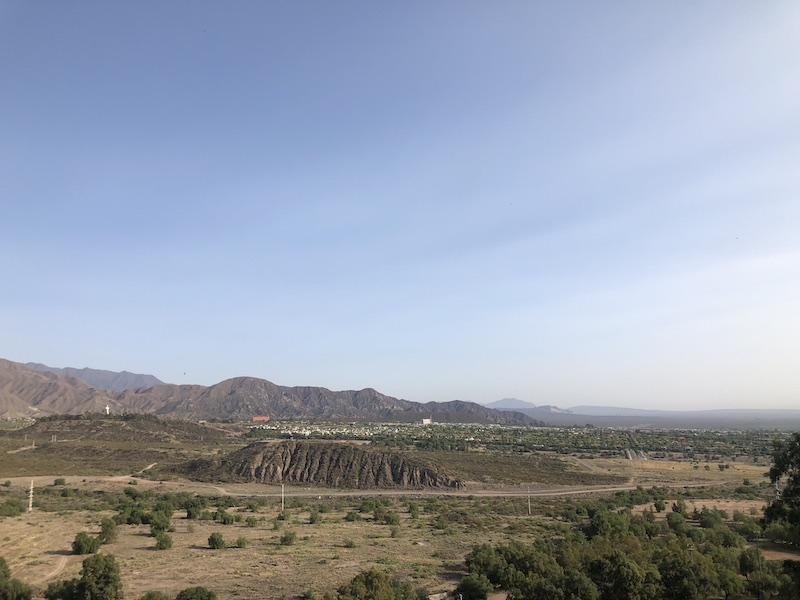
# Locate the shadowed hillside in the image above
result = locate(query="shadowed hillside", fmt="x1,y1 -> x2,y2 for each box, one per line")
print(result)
1,359 -> 538,425
178,440 -> 465,489
25,362 -> 165,391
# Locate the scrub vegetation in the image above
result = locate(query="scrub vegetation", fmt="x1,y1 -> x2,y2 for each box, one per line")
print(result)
0,417 -> 796,598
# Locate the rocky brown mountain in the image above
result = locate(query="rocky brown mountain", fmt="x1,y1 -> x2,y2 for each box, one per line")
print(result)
0,359 -> 538,425
179,440 -> 464,489
0,359 -> 115,418
25,362 -> 164,391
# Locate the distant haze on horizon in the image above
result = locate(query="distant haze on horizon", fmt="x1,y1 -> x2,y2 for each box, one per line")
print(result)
2,3 -> 799,412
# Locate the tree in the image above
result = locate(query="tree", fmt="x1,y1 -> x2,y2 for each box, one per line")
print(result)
154,533 -> 172,550
588,549 -> 659,600
72,532 -> 101,555
0,557 -> 32,600
175,587 -> 217,600
338,569 -> 420,600
138,593 -> 170,600
99,518 -> 117,544
765,432 -> 800,544
46,554 -> 122,600
657,544 -> 720,600
455,573 -> 493,600
208,532 -> 225,549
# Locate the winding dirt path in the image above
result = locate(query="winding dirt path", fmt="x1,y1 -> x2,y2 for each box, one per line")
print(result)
33,554 -> 69,585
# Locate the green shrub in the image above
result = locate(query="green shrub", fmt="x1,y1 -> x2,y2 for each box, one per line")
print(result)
99,518 -> 117,544
0,557 -> 32,600
72,532 -> 101,555
139,592 -> 171,600
344,511 -> 361,522
208,532 -> 225,549
175,586 -> 217,600
46,553 -> 122,600
155,533 -> 173,550
149,511 -> 172,535
280,531 -> 297,546
0,499 -> 24,518
245,516 -> 258,527
53,478 -> 66,486
382,511 -> 400,526
236,536 -> 248,548
456,573 -> 493,600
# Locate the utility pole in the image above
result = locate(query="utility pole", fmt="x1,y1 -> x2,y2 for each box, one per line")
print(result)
281,484 -> 285,513
528,487 -> 531,516
28,480 -> 33,512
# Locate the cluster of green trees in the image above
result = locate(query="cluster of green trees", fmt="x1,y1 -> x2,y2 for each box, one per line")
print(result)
0,552 -> 217,600
460,512 -> 795,600
455,431 -> 800,600
0,556 -> 31,600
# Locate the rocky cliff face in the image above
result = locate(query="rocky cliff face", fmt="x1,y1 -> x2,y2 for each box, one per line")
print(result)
183,440 -> 464,489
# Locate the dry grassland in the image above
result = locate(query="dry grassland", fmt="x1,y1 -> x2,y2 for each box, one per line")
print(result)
1,478 -> 551,599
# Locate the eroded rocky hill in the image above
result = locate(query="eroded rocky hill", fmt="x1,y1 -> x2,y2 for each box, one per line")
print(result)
179,440 -> 464,489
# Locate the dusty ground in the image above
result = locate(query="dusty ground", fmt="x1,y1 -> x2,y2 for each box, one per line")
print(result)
0,458 -> 777,599
0,477 -> 541,599
585,457 -> 767,486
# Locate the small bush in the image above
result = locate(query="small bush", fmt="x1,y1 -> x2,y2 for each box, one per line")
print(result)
343,538 -> 357,548
245,516 -> 258,528
155,533 -> 173,550
99,518 -> 117,544
53,478 -> 66,486
382,511 -> 400,526
344,511 -> 361,522
280,531 -> 297,546
208,532 -> 225,549
139,592 -> 171,600
236,536 -> 248,548
72,532 -> 101,555
175,586 -> 217,600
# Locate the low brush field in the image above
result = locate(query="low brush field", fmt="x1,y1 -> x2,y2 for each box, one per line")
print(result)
0,417 -> 778,599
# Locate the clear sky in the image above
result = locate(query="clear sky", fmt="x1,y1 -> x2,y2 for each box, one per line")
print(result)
2,3 -> 799,410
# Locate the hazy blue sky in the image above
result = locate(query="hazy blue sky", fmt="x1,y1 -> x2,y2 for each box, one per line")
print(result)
2,3 -> 799,410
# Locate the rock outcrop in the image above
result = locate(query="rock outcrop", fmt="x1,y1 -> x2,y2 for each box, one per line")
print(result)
182,440 -> 464,489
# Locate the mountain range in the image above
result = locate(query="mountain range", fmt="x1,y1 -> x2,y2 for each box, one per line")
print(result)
4,359 -> 799,429
25,362 -> 165,391
0,359 -> 537,425
482,398 -> 800,430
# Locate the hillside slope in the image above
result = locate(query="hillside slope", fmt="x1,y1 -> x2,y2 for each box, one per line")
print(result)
0,359 -> 115,418
0,360 -> 537,425
179,440 -> 464,489
25,362 -> 165,391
